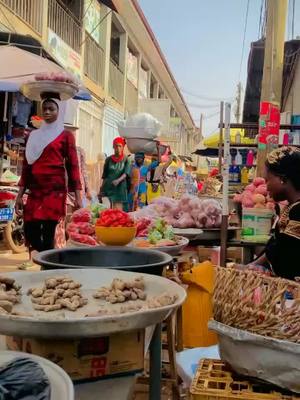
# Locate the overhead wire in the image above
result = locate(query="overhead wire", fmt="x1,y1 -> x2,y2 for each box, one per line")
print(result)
181,87 -> 233,101
292,0 -> 295,39
187,103 -> 220,109
238,0 -> 250,82
80,9 -> 112,47
258,0 -> 264,38
82,0 -> 94,21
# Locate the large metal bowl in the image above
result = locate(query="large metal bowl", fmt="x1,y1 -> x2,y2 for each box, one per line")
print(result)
0,269 -> 186,338
34,247 -> 172,276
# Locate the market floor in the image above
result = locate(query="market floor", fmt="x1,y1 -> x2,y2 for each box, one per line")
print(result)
0,250 -> 39,272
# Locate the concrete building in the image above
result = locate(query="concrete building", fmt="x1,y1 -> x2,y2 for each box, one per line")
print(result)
0,0 -> 195,188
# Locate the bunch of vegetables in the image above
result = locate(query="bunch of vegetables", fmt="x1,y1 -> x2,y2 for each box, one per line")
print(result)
35,72 -> 74,84
67,209 -> 98,246
148,218 -> 175,244
130,195 -> 222,229
233,177 -> 274,209
96,209 -> 135,227
134,218 -> 177,247
88,202 -> 107,223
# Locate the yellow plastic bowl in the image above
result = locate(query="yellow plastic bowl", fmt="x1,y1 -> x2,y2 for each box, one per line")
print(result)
95,226 -> 137,246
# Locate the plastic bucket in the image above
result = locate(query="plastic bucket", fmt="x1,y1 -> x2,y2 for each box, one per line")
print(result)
242,208 -> 273,241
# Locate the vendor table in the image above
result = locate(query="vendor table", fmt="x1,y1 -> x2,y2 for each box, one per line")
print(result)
188,235 -> 266,265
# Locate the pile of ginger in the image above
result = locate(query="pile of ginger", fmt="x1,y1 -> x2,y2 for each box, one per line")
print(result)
28,276 -> 88,312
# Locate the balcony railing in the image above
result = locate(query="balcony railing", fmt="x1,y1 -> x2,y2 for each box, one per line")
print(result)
0,0 -> 43,34
48,0 -> 82,53
125,79 -> 138,115
84,33 -> 104,87
109,60 -> 124,105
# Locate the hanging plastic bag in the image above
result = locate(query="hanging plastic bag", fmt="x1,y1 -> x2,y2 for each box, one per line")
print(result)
0,357 -> 51,399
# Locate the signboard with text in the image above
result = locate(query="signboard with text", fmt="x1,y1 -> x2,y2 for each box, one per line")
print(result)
47,29 -> 81,80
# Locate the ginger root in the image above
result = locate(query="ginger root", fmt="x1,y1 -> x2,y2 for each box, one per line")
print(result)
28,276 -> 87,312
94,277 -> 147,304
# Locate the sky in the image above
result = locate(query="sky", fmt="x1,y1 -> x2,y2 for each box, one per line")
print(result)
138,0 -> 300,137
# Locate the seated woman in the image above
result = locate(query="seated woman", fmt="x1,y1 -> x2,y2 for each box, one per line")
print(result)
250,146 -> 300,280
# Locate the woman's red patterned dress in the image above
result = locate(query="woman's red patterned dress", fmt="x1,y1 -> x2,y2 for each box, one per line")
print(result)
19,130 -> 81,222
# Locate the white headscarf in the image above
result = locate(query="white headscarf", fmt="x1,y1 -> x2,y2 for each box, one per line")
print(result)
25,98 -> 66,165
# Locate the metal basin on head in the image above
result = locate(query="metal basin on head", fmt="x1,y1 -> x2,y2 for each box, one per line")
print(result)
34,247 -> 173,276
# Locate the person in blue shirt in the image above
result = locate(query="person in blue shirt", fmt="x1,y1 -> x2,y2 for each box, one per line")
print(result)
128,152 -> 158,211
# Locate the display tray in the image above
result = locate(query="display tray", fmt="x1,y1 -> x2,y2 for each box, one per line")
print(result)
0,269 -> 186,338
173,228 -> 203,241
21,80 -> 78,101
131,236 -> 189,256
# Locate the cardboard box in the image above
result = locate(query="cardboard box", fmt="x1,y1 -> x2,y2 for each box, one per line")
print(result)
6,330 -> 144,382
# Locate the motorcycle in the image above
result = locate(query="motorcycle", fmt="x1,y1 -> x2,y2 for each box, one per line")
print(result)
0,186 -> 25,253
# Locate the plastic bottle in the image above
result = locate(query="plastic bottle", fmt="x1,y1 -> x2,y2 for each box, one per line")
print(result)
241,166 -> 249,185
236,151 -> 243,166
246,150 -> 254,167
248,167 -> 255,181
235,131 -> 241,144
233,165 -> 241,183
229,164 -> 235,183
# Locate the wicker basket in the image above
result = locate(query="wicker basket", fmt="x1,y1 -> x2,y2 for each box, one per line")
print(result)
213,267 -> 300,343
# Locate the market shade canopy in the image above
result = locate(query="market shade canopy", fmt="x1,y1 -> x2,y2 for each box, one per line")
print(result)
203,128 -> 255,148
0,46 -> 91,100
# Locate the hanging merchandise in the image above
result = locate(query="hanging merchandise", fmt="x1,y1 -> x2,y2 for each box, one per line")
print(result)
236,151 -> 242,165
235,130 -> 241,144
258,102 -> 280,145
246,150 -> 254,167
241,166 -> 249,185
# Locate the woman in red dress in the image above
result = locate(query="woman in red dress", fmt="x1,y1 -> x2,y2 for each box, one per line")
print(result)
15,97 -> 82,252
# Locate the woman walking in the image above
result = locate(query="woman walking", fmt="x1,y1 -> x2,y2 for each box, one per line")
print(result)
15,97 -> 82,253
99,137 -> 130,210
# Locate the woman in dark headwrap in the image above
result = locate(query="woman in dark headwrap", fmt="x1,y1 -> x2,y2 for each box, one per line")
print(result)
249,146 -> 300,280
99,137 -> 130,210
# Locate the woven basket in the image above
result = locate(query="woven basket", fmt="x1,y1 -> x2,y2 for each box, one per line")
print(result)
213,267 -> 300,343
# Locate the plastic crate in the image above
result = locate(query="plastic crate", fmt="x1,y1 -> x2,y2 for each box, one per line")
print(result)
190,359 -> 300,400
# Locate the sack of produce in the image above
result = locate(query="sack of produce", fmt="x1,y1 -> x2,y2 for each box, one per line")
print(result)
0,357 -> 51,399
118,113 -> 162,140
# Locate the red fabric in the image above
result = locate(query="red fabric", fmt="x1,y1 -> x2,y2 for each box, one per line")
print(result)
19,130 -> 81,222
209,168 -> 219,177
111,137 -> 126,163
113,137 -> 126,147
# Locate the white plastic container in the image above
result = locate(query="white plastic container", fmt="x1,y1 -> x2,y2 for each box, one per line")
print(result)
0,350 -> 74,400
242,207 -> 273,241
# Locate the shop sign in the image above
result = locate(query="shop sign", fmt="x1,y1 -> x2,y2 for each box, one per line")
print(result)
84,0 -> 101,43
258,101 -> 280,144
47,29 -> 81,80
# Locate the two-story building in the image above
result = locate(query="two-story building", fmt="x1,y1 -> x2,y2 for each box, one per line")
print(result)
0,0 -> 195,185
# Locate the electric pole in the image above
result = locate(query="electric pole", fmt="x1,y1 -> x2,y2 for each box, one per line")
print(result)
256,0 -> 288,176
235,82 -> 242,123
